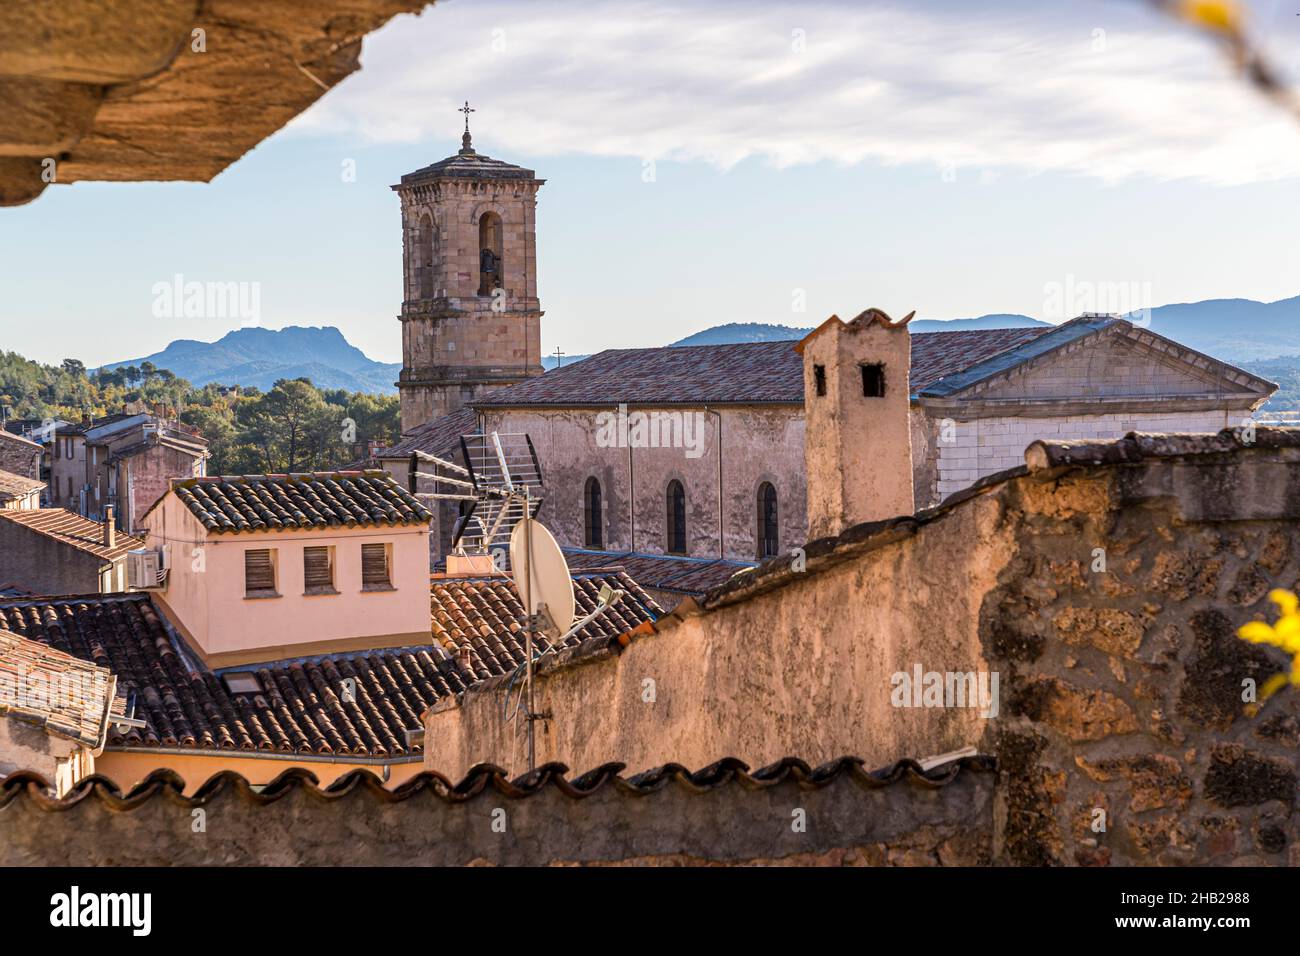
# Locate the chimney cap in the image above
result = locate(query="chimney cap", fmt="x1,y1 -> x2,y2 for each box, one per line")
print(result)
794,308 -> 915,355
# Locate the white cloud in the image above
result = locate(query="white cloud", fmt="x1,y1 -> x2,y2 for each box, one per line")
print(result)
291,0 -> 1300,185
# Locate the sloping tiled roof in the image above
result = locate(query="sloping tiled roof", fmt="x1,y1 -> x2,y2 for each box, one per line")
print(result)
169,471 -> 432,534
0,628 -> 125,749
0,570 -> 660,758
378,407 -> 478,460
397,142 -> 539,185
431,570 -> 663,681
472,327 -> 1053,407
0,429 -> 42,452
562,549 -> 754,597
0,469 -> 43,502
0,509 -> 142,562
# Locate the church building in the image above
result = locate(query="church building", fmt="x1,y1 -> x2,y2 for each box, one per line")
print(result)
392,105 -> 545,432
384,118 -> 1277,570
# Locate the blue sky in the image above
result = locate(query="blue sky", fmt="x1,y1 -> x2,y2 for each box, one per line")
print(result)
4,0 -> 1300,368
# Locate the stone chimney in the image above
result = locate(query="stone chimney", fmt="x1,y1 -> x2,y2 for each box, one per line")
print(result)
796,308 -> 916,540
103,505 -> 116,549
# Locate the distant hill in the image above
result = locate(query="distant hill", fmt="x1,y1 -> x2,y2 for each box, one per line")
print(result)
1132,296 -> 1300,362
670,315 -> 1049,347
102,296 -> 1300,396
102,327 -> 401,394
667,299 -> 1300,362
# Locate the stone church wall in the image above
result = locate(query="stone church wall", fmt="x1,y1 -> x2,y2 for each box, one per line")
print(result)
479,405 -> 807,561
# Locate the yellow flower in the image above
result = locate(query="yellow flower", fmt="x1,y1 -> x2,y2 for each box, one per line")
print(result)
1238,589 -> 1300,711
1173,0 -> 1245,35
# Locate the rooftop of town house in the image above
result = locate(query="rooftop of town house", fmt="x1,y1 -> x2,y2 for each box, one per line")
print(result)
0,469 -> 43,503
0,567 -> 662,759
0,508 -> 143,562
155,470 -> 434,534
378,406 -> 478,460
561,549 -> 756,597
0,628 -> 126,749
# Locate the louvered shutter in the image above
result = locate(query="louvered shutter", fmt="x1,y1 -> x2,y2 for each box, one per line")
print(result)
244,549 -> 275,594
362,543 -> 390,588
304,546 -> 333,590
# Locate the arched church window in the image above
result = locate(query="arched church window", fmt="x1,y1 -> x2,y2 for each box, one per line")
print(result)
478,212 -> 504,296
584,477 -> 603,549
666,480 -> 687,555
416,213 -> 435,298
757,482 -> 778,559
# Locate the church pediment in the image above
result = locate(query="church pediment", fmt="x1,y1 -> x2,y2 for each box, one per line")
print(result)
917,317 -> 1275,411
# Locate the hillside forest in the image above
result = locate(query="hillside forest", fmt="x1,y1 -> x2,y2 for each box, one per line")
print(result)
0,351 -> 401,475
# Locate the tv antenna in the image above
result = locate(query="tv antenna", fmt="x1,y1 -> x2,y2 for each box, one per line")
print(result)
451,431 -> 544,561
505,509 -> 625,771
409,429 -> 627,770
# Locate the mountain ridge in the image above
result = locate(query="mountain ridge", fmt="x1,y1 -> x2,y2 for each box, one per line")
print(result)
105,295 -> 1300,393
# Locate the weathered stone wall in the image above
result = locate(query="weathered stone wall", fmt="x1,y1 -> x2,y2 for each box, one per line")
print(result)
426,488 -> 1011,778
0,719 -> 60,782
0,520 -> 105,594
987,440 -> 1300,866
0,758 -> 994,866
426,431 -> 1300,865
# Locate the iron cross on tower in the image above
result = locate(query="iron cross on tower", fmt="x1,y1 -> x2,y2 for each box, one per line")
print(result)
458,101 -> 476,153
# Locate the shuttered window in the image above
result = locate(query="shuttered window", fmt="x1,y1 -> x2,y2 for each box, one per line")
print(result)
303,546 -> 334,592
362,543 -> 390,589
244,549 -> 276,595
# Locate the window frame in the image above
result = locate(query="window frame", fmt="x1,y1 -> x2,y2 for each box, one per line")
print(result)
302,545 -> 337,595
583,477 -> 604,549
666,480 -> 687,556
361,542 -> 394,592
757,482 -> 779,559
243,548 -> 279,598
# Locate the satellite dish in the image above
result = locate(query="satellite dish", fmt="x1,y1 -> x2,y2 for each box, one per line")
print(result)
509,518 -> 575,636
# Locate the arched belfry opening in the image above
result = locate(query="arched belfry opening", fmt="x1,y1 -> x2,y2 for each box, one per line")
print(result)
478,211 -> 503,296
415,213 -> 435,298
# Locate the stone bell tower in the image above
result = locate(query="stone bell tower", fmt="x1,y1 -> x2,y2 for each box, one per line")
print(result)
392,104 -> 545,433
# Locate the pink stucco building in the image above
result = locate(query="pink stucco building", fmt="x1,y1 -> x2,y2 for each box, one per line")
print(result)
139,471 -> 435,668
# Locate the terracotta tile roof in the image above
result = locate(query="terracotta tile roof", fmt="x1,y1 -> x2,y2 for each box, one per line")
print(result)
0,628 -> 125,749
0,508 -> 142,561
471,327 -> 1055,407
562,549 -> 754,597
169,470 -> 433,534
378,407 -> 478,460
0,569 -> 660,758
2,753 -> 995,812
0,429 -> 42,452
909,327 -> 1054,394
431,570 -> 663,682
0,469 -> 43,502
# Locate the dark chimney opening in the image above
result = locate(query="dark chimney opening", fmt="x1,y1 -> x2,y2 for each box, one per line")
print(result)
861,363 -> 886,398
814,364 -> 827,397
